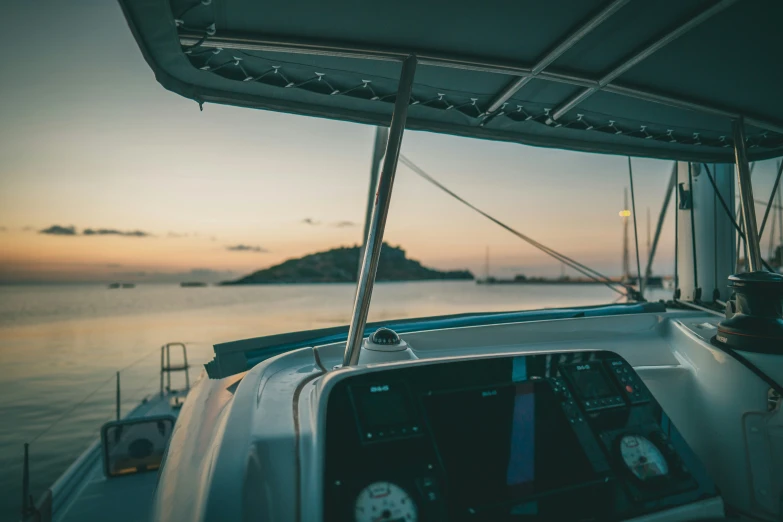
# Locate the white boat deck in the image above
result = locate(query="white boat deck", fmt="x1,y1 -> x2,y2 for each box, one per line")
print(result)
43,390 -> 187,522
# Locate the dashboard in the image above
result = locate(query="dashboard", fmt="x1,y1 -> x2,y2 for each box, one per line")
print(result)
323,350 -> 718,521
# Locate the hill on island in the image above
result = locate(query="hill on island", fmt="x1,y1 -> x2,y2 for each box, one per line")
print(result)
222,243 -> 474,284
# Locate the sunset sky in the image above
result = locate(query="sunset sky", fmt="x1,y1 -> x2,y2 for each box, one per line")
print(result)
1,1 -> 781,284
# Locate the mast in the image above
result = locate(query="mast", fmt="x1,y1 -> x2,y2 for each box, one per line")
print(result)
485,246 -> 490,281
621,188 -> 630,282
646,207 -> 651,263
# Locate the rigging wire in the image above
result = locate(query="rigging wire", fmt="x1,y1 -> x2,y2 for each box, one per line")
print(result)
29,346 -> 161,444
30,373 -> 116,444
627,157 -> 644,296
701,164 -> 776,272
398,155 -> 634,299
758,159 -> 783,239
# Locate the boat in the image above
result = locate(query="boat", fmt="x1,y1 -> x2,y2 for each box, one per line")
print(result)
179,282 -> 208,288
19,1 -> 783,522
121,283 -> 136,289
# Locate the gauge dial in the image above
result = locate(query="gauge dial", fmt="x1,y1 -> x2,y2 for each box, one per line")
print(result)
354,481 -> 417,522
620,435 -> 669,480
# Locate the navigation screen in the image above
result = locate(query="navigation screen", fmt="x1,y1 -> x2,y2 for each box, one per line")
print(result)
423,382 -> 595,510
569,365 -> 616,400
349,383 -> 418,440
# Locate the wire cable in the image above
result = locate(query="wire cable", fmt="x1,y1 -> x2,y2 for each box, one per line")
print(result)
30,374 -> 116,444
758,159 -> 783,239
29,347 -> 160,444
399,155 -> 634,298
702,164 -> 776,272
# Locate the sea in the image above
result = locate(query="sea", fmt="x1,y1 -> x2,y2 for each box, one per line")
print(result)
0,281 -> 671,519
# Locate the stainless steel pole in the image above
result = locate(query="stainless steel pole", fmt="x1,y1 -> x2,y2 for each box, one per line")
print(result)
343,55 -> 417,367
733,118 -> 763,272
643,163 -> 676,290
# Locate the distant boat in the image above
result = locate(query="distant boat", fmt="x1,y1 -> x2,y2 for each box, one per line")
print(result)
121,283 -> 135,289
180,282 -> 208,287
107,283 -> 120,289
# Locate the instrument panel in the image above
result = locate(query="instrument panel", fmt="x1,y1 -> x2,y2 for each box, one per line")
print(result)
323,350 -> 717,521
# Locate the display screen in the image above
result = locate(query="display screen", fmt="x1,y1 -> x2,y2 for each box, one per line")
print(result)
423,382 -> 596,509
569,364 -> 617,400
350,383 -> 416,434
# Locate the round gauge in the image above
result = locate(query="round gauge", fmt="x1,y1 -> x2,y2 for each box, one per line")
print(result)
354,481 -> 417,522
619,434 -> 669,480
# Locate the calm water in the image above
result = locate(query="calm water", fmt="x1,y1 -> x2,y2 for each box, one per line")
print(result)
0,282 -> 667,519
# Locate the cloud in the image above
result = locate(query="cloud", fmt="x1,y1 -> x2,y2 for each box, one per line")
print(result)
226,244 -> 268,253
39,225 -> 77,236
0,226 -> 6,232
22,226 -> 33,232
333,220 -> 357,228
301,218 -> 320,226
83,228 -> 151,237
167,232 -> 188,238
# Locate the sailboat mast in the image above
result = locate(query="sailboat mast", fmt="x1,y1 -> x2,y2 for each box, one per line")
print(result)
646,207 -> 651,262
622,188 -> 630,281
485,246 -> 490,280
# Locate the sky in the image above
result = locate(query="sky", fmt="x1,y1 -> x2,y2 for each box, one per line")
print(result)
1,1 -> 781,284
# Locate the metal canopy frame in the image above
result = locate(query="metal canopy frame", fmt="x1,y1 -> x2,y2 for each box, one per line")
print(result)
177,0 -> 783,137
485,0 -> 630,114
547,0 -> 739,122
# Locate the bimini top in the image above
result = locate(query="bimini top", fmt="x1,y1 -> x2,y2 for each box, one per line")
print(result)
119,0 -> 783,163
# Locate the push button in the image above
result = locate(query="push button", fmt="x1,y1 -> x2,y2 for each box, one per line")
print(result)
417,477 -> 440,502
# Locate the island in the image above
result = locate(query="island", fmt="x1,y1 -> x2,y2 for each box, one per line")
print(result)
222,243 -> 474,285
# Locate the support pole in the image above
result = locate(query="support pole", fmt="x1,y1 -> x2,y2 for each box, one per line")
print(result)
115,371 -> 120,421
644,163 -> 676,291
343,55 -> 417,367
733,118 -> 763,272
